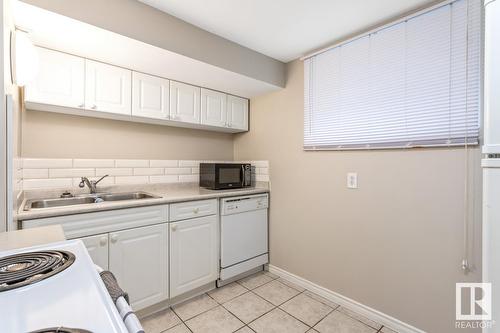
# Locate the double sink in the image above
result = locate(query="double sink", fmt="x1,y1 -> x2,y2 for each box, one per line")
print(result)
24,192 -> 160,211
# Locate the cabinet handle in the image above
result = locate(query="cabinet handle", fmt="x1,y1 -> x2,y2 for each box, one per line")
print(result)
110,234 -> 118,243
91,105 -> 97,110
171,225 -> 178,231
99,236 -> 107,246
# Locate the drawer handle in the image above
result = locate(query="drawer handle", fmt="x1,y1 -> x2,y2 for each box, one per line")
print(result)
193,208 -> 200,214
171,225 -> 178,231
110,234 -> 118,243
99,236 -> 107,246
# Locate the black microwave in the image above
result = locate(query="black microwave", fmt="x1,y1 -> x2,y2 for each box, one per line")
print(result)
199,163 -> 252,190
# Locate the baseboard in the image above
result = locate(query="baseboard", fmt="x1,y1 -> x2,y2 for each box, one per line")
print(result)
268,265 -> 426,333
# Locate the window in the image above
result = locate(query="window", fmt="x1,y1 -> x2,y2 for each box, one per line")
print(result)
304,0 -> 481,150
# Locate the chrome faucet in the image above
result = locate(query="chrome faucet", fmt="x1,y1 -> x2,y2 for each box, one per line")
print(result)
79,175 -> 109,194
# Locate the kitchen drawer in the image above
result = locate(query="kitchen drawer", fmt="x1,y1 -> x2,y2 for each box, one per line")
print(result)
169,199 -> 217,222
22,205 -> 169,239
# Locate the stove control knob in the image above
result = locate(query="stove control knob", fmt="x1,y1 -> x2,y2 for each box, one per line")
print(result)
110,234 -> 118,244
99,236 -> 107,246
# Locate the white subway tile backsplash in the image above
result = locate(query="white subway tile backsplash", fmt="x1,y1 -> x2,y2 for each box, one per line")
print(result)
178,160 -> 200,167
96,168 -> 133,176
115,176 -> 150,185
23,169 -> 49,179
72,176 -> 115,187
150,175 -> 179,184
23,158 -> 73,169
19,159 -> 269,190
165,167 -> 192,175
150,160 -> 178,168
24,178 -> 73,190
256,167 -> 269,175
255,174 -> 269,182
252,161 -> 269,168
115,159 -> 149,168
49,168 -> 95,178
133,168 -> 164,176
73,159 -> 115,168
179,174 -> 198,182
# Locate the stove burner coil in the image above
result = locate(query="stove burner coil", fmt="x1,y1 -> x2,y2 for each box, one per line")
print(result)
28,328 -> 92,333
0,250 -> 75,292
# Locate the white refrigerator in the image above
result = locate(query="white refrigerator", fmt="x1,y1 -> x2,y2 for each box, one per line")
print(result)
483,0 -> 500,330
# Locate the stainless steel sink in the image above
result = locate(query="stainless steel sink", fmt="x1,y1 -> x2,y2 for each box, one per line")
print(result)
24,191 -> 161,211
99,192 -> 158,202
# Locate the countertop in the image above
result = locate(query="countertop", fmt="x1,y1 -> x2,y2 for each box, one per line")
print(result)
16,182 -> 270,221
0,225 -> 66,251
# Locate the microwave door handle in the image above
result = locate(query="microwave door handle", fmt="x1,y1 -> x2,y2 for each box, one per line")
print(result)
241,165 -> 245,187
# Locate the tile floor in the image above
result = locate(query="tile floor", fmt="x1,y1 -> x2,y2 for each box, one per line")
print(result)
140,271 -> 398,333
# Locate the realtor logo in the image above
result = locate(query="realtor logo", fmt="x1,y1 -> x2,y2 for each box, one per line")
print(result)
456,283 -> 492,321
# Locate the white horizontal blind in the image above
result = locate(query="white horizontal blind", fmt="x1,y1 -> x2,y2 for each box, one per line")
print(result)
304,0 -> 481,150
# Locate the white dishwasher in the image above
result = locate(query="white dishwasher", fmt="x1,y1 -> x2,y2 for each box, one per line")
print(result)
219,193 -> 269,281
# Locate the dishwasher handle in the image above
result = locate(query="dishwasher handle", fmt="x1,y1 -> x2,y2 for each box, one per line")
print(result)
221,194 -> 268,215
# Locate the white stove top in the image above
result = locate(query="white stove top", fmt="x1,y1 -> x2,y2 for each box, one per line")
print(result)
0,239 -> 128,333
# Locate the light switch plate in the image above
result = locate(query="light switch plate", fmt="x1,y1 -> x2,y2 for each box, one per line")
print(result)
347,172 -> 358,189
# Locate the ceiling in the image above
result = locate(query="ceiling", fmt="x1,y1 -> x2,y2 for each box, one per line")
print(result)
138,0 -> 436,62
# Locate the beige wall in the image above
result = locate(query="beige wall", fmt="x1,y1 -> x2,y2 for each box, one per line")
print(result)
234,60 -> 482,333
22,110 -> 234,160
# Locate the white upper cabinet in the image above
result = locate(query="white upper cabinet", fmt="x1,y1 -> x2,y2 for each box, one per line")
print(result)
201,88 -> 227,127
85,59 -> 132,115
132,72 -> 170,119
24,48 -> 249,132
169,81 -> 201,124
227,95 -> 249,131
25,47 -> 85,109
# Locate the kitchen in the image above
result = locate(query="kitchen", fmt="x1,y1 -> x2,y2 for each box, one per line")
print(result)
0,0 -> 497,333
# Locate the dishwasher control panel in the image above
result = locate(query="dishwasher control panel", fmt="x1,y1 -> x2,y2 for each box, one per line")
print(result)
221,194 -> 269,215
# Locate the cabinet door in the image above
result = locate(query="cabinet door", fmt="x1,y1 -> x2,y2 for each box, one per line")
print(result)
109,224 -> 168,310
170,215 -> 218,298
25,47 -> 85,109
132,72 -> 170,119
227,95 -> 249,131
169,81 -> 201,124
85,59 -> 132,115
80,233 -> 109,270
201,88 -> 227,127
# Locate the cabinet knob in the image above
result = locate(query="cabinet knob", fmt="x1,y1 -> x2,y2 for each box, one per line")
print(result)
171,225 -> 178,231
91,105 -> 97,110
110,234 -> 118,243
99,236 -> 107,246
193,208 -> 199,214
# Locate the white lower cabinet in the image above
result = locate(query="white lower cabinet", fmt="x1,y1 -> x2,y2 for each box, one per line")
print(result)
78,223 -> 169,311
169,215 -> 218,298
80,233 -> 109,270
109,224 -> 169,310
